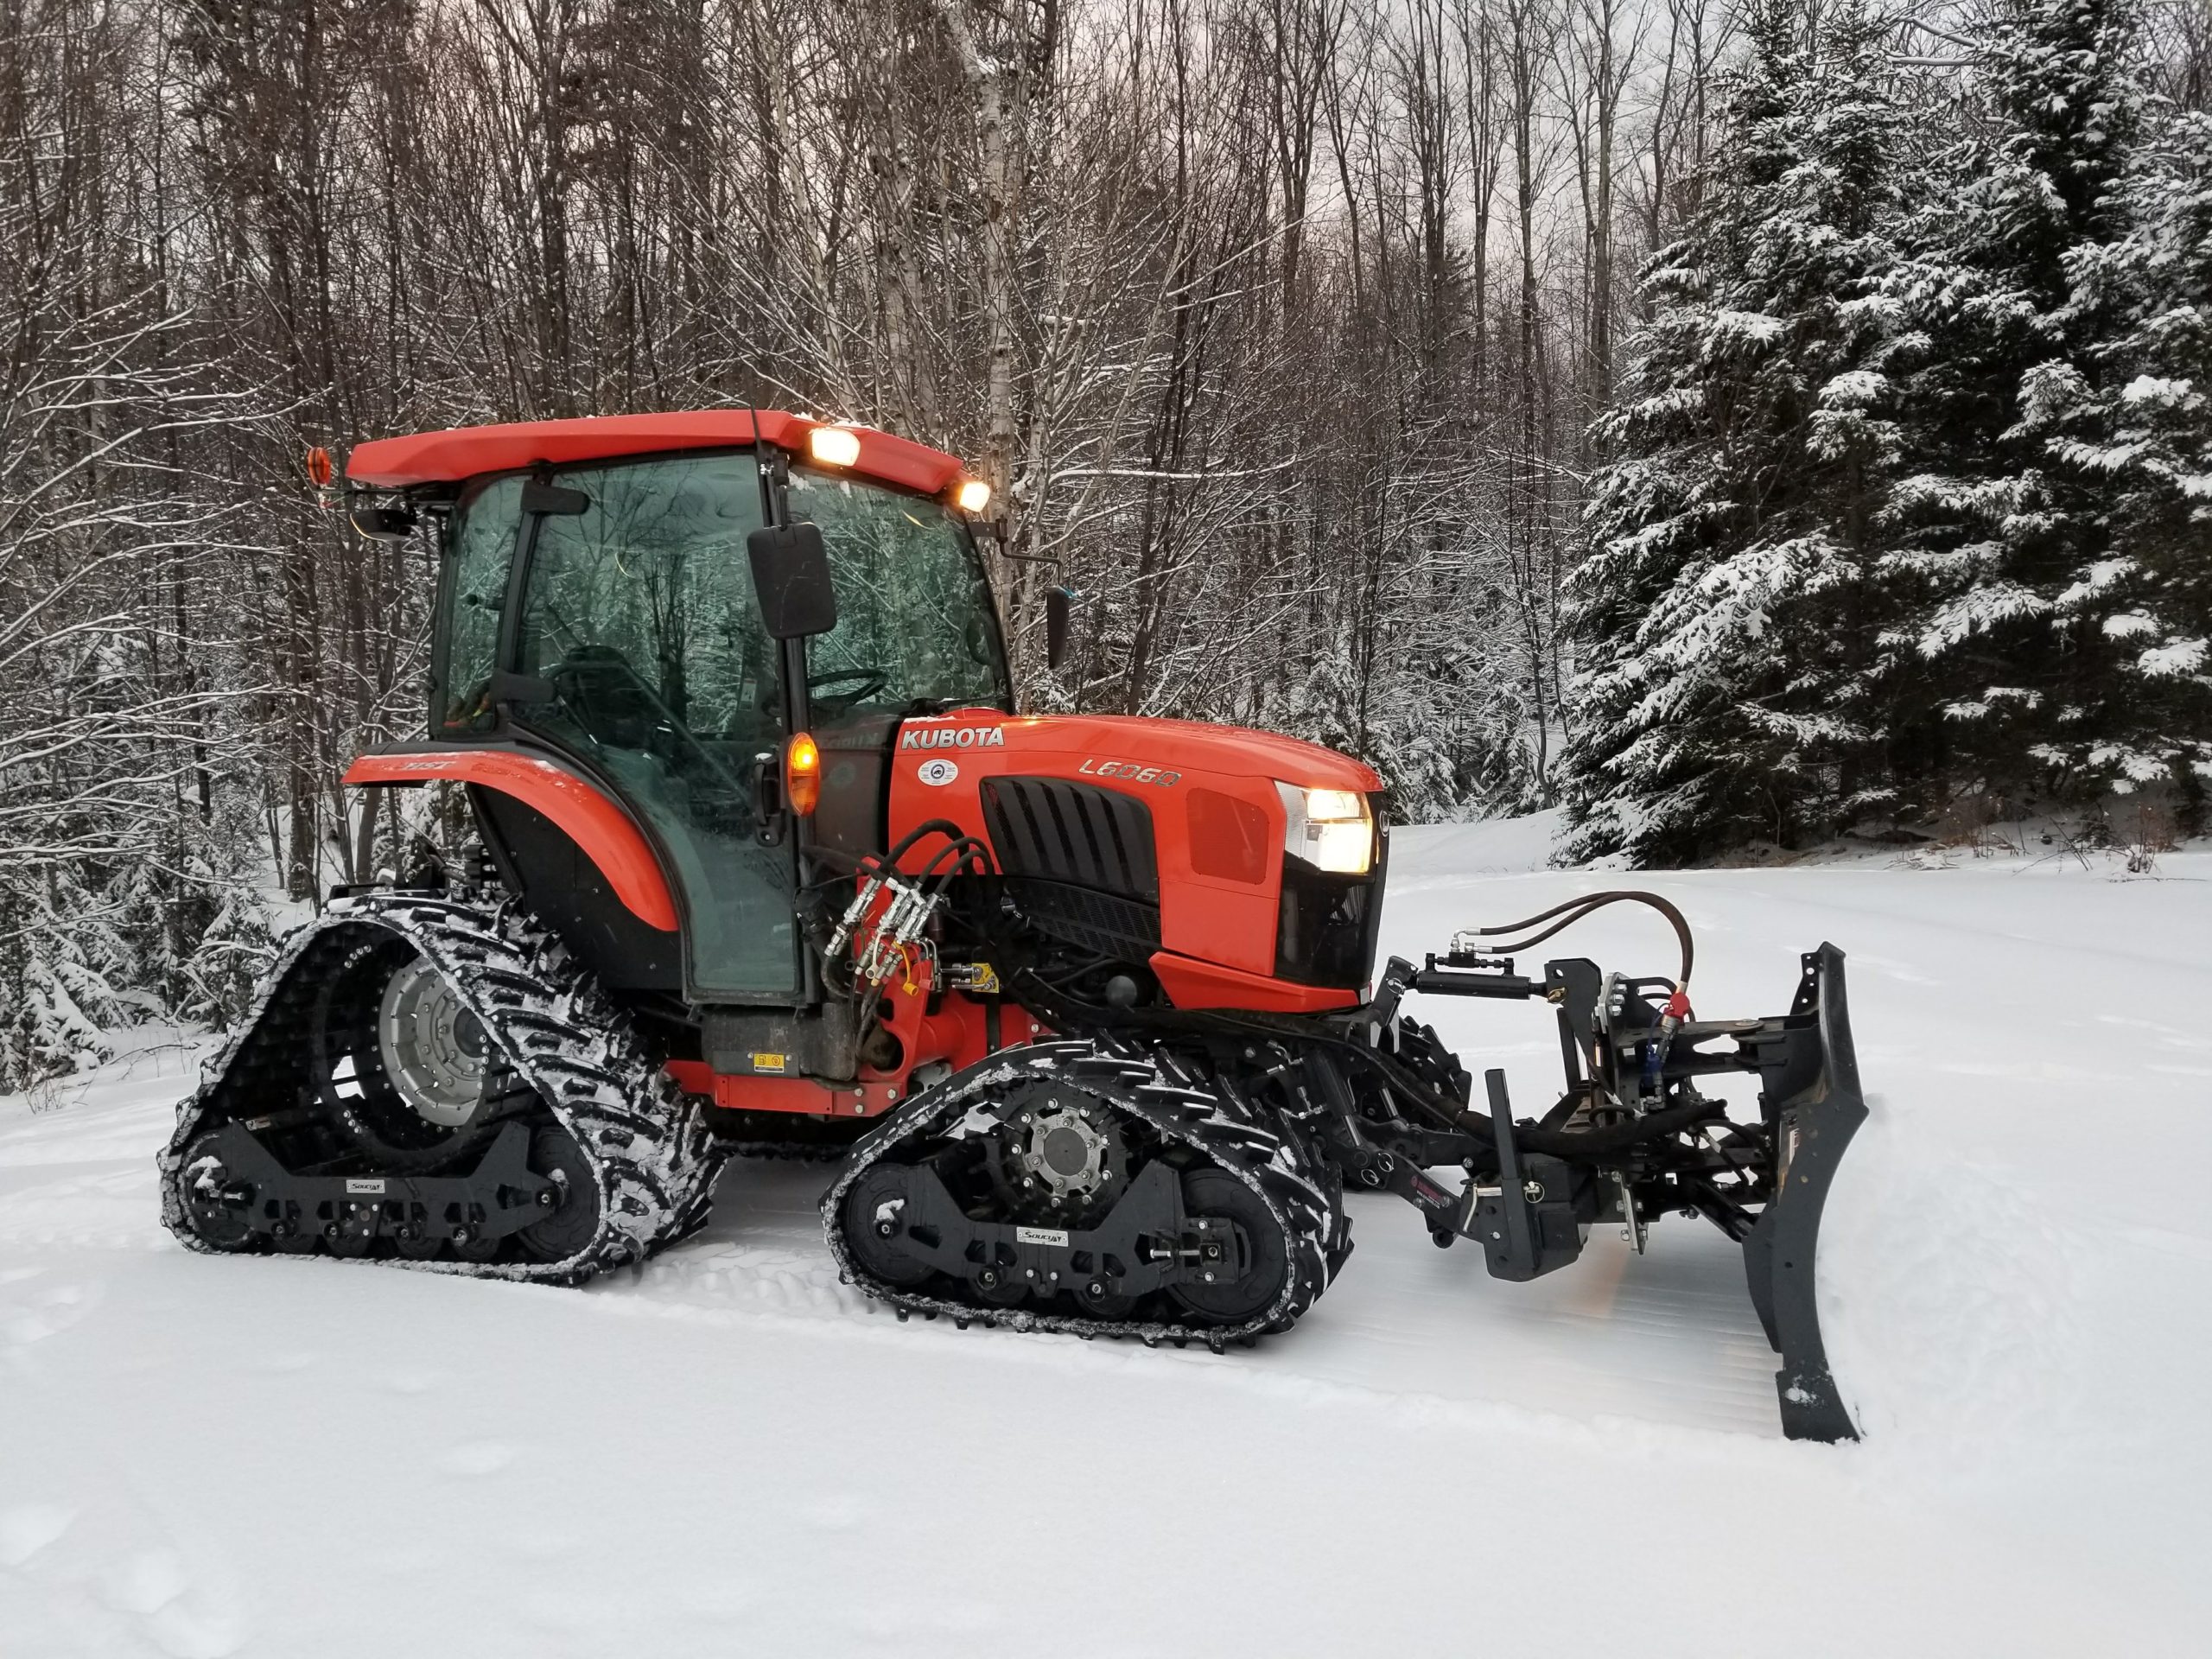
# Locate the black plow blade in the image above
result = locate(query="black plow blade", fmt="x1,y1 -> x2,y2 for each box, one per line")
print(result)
1741,944 -> 1867,1443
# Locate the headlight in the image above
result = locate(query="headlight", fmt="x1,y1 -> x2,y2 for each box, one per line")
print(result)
1275,782 -> 1374,875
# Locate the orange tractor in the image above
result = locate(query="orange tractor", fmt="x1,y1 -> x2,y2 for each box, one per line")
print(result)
160,411 -> 1867,1440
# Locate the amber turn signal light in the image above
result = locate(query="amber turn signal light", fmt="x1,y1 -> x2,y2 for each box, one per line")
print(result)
808,426 -> 861,467
785,732 -> 822,816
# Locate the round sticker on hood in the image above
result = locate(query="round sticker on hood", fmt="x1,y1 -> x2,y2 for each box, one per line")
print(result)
917,758 -> 959,786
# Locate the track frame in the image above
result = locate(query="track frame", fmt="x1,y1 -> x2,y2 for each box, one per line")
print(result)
159,890 -> 723,1285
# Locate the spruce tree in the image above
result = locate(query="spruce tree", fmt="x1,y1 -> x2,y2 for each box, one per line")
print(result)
2050,105 -> 2212,827
1560,0 -> 1903,864
1877,0 -> 2147,816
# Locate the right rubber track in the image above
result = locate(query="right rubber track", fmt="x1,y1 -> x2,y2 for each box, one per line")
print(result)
157,890 -> 724,1287
821,1039 -> 1340,1349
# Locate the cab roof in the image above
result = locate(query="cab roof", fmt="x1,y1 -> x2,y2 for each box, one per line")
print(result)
344,410 -> 969,498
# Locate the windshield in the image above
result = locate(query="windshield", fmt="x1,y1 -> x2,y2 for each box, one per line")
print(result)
435,449 -> 1011,737
786,466 -> 1010,716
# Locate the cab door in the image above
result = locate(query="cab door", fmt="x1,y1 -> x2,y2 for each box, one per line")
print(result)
503,451 -> 798,1002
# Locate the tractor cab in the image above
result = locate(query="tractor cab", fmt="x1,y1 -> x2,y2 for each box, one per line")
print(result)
346,413 -> 1010,1004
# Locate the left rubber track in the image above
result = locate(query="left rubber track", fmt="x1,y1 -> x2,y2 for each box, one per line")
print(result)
157,890 -> 725,1286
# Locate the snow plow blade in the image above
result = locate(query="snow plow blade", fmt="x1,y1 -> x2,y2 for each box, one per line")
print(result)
1364,900 -> 1872,1444
1741,944 -> 1866,1442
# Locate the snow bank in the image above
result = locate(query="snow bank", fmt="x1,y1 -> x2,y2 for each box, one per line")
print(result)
1389,805 -> 1567,874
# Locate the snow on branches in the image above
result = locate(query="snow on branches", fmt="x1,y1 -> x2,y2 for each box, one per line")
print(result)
1564,0 -> 2212,865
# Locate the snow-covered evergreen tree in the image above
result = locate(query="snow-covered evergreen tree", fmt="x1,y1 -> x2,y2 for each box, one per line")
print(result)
1560,0 -> 1904,864
1877,0 -> 2148,814
2050,104 -> 2212,827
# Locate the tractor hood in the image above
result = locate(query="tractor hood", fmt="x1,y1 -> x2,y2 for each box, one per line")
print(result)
880,708 -> 1386,1013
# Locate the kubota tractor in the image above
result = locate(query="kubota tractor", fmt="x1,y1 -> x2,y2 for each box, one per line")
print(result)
159,410 -> 1868,1440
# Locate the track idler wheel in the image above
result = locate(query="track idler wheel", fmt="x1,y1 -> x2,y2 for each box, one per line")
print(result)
177,1132 -> 256,1252
1166,1168 -> 1290,1326
450,1228 -> 504,1264
518,1123 -> 601,1263
841,1166 -> 934,1287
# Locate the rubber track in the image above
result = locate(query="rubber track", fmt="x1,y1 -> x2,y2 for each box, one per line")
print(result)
820,1039 -> 1338,1351
722,1141 -> 851,1165
157,891 -> 725,1287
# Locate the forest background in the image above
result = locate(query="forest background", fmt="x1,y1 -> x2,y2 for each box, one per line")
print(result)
3,0 -> 2207,1082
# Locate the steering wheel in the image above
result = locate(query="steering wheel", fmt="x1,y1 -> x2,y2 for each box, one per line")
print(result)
804,668 -> 889,716
807,667 -> 889,704
549,644 -> 669,752
754,665 -> 891,718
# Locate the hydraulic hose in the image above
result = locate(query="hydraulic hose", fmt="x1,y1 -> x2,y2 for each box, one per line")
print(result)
1465,889 -> 1694,991
1466,887 -> 1700,1071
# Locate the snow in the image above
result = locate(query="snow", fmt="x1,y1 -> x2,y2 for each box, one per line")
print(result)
2120,373 -> 2190,406
2138,638 -> 2209,677
1817,368 -> 1886,406
1710,308 -> 1786,344
6,821 -> 2212,1656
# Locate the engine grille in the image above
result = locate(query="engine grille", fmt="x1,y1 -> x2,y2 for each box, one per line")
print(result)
980,777 -> 1159,902
999,879 -> 1163,958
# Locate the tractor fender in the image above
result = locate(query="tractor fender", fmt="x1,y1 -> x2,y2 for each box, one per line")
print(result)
344,747 -> 679,931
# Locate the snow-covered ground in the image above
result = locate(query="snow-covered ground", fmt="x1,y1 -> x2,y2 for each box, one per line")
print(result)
5,818 -> 2209,1656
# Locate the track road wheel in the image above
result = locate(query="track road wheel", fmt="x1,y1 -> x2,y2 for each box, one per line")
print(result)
325,1202 -> 378,1257
518,1124 -> 601,1263
842,1165 -> 934,1287
1166,1168 -> 1288,1326
178,1133 -> 255,1252
1072,1275 -> 1136,1319
970,1260 -> 1030,1306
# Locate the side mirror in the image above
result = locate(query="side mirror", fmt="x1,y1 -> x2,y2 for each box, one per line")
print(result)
747,522 -> 839,639
349,505 -> 417,543
1046,585 -> 1077,671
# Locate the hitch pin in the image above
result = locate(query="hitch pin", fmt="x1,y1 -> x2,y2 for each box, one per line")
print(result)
1614,1169 -> 1645,1255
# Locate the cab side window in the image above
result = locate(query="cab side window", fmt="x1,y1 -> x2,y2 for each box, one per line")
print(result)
438,475 -> 524,733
